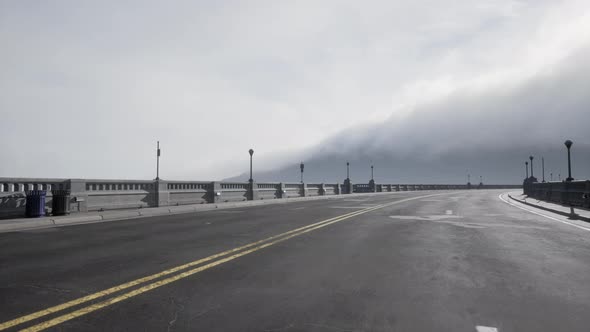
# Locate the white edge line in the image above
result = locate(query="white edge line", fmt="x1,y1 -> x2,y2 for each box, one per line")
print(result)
498,193 -> 590,232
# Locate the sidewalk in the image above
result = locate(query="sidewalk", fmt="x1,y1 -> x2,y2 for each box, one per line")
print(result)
0,190 -> 428,233
507,191 -> 590,222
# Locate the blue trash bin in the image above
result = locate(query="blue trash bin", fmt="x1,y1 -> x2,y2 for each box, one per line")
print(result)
25,190 -> 47,218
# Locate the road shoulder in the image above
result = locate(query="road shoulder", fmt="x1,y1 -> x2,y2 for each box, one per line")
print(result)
500,191 -> 590,232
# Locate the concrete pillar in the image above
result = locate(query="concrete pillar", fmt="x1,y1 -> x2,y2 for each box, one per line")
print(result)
67,179 -> 88,212
209,182 -> 222,203
156,180 -> 170,207
278,183 -> 287,198
368,179 -> 377,193
248,181 -> 259,200
343,178 -> 353,194
319,183 -> 326,196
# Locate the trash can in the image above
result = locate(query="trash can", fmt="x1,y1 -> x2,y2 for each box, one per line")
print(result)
51,189 -> 71,216
25,190 -> 47,218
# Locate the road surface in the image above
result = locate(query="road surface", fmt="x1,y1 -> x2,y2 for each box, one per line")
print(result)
0,190 -> 589,331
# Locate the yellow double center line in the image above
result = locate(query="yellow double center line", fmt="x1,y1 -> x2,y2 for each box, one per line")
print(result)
1,193 -> 443,331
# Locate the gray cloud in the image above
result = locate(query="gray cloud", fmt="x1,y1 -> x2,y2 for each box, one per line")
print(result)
231,44 -> 590,184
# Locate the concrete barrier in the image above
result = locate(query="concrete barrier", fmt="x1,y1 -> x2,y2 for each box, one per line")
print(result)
524,180 -> 590,208
0,177 -> 521,219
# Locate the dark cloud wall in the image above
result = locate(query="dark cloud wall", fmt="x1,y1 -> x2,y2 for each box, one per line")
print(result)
227,45 -> 590,184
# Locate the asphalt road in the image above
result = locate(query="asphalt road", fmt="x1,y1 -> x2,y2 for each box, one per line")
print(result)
1,190 -> 589,332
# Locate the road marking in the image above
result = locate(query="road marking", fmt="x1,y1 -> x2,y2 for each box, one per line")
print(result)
329,206 -> 375,209
389,215 -> 463,221
3,193 -> 448,331
290,207 -> 306,210
0,208 -> 368,331
476,326 -> 498,332
21,206 -> 384,331
389,215 -> 549,230
499,193 -> 590,232
445,210 -> 453,215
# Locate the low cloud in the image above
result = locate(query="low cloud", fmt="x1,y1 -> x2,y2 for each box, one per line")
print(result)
234,44 -> 590,184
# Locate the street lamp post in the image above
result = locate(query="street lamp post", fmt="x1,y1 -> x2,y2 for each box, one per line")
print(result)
525,162 -> 529,178
156,141 -> 161,180
249,149 -> 254,182
565,140 -> 574,181
346,162 -> 350,179
300,162 -> 304,183
371,165 -> 374,181
542,157 -> 545,182
550,172 -> 553,182
344,162 -> 352,194
529,156 -> 534,178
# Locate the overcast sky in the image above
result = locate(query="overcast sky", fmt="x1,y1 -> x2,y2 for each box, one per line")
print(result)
1,1 -> 589,181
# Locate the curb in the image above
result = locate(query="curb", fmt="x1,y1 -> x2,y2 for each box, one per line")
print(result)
507,194 -> 590,223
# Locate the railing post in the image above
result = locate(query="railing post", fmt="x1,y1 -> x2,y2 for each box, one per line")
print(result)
156,179 -> 170,207
560,181 -> 568,205
319,183 -> 326,196
209,182 -> 222,203
278,183 -> 287,198
67,179 -> 88,212
368,179 -> 376,193
248,181 -> 259,201
300,183 -> 307,197
343,178 -> 353,194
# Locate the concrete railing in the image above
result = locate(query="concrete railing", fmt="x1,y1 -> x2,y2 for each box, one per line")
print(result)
524,180 -> 590,208
0,177 -> 521,219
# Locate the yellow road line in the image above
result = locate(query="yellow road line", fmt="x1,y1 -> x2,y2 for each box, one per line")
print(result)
4,193 -> 444,331
0,207 -> 368,330
21,204 -> 388,332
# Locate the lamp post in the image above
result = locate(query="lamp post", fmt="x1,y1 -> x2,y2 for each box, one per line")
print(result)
156,141 -> 161,180
550,172 -> 553,182
300,162 -> 304,183
529,156 -> 534,178
565,140 -> 574,181
371,165 -> 374,181
525,162 -> 529,178
248,149 -> 254,182
542,157 -> 545,182
346,162 -> 350,179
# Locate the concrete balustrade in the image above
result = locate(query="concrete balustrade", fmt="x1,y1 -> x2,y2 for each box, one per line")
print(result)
524,180 -> 590,208
0,177 -> 521,219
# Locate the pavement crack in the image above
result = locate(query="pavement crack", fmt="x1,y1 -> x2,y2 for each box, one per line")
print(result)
167,297 -> 185,332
